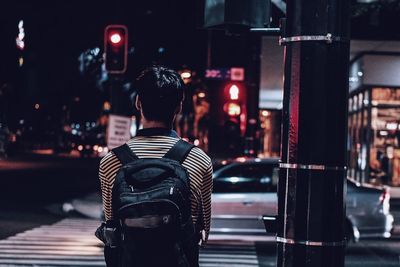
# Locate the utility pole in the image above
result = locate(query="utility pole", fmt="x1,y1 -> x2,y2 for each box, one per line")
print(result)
277,0 -> 350,267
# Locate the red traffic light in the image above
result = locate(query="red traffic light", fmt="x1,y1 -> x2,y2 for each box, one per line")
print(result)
104,25 -> 128,74
228,84 -> 240,100
110,33 -> 122,44
222,82 -> 247,136
223,82 -> 246,117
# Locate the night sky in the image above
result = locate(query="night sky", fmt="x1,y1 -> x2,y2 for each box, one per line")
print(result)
1,0 -> 399,130
0,1 -> 209,127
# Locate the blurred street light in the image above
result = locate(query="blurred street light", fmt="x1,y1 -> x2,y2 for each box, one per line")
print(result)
103,101 -> 111,111
181,71 -> 191,79
16,20 -> 25,68
16,20 -> 25,50
179,69 -> 192,84
261,110 -> 270,117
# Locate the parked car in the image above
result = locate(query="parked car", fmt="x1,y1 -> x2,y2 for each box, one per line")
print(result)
211,158 -> 394,242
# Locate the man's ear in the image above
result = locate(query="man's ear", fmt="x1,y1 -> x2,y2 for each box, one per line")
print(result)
135,96 -> 142,111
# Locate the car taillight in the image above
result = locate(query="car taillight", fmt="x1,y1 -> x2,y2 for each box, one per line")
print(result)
380,188 -> 390,214
380,188 -> 390,203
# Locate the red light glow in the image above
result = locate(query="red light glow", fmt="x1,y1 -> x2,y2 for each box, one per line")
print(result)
227,103 -> 241,116
110,33 -> 122,44
229,84 -> 239,100
236,157 -> 246,163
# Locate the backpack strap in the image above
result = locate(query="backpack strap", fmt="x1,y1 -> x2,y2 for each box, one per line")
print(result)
163,139 -> 195,164
112,144 -> 139,165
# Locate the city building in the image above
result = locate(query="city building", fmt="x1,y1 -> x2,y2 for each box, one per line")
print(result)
259,39 -> 400,186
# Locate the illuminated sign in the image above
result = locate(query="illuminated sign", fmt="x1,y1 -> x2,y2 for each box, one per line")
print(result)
205,67 -> 245,81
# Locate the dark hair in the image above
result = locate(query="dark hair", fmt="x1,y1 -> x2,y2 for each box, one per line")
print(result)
135,66 -> 184,124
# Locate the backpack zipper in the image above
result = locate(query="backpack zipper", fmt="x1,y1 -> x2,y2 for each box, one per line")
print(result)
169,187 -> 174,195
122,184 -> 174,196
119,199 -> 182,222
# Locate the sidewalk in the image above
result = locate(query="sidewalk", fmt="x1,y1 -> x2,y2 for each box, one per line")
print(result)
0,153 -> 100,173
0,158 -> 54,171
69,193 -> 103,220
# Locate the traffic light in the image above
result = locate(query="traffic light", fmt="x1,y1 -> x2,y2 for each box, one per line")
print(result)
228,84 -> 239,100
226,102 -> 241,116
104,25 -> 128,74
223,83 -> 247,136
224,83 -> 243,117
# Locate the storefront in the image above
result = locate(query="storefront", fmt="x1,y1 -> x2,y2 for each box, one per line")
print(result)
258,109 -> 281,158
258,36 -> 284,158
258,41 -> 400,178
348,53 -> 400,186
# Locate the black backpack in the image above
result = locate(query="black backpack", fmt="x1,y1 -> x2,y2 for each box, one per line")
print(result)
111,139 -> 200,267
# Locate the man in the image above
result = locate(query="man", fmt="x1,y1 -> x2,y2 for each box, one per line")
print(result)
98,66 -> 213,266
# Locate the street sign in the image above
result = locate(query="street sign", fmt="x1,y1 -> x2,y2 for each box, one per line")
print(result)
205,67 -> 245,81
230,67 -> 245,81
106,114 -> 132,149
205,68 -> 230,80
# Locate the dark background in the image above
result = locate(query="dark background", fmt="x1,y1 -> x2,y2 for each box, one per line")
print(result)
0,1 -> 209,129
1,0 -> 399,137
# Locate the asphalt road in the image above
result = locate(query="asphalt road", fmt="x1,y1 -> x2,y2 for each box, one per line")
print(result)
2,154 -> 400,266
1,217 -> 400,267
0,154 -> 100,239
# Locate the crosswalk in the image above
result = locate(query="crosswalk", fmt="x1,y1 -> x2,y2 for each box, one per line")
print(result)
0,218 -> 260,267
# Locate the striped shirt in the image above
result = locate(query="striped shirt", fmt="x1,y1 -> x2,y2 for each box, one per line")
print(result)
99,128 -> 213,242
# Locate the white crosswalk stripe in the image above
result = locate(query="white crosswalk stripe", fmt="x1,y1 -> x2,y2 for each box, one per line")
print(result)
0,219 -> 104,266
0,218 -> 260,266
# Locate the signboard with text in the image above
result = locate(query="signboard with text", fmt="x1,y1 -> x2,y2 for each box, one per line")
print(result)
205,67 -> 245,81
230,67 -> 245,81
107,114 -> 132,149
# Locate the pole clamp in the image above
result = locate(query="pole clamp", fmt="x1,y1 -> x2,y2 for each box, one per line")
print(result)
279,163 -> 347,171
279,33 -> 344,45
276,236 -> 345,247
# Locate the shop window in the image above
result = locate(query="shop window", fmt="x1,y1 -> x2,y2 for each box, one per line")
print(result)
368,88 -> 400,186
348,87 -> 400,186
259,110 -> 281,158
363,90 -> 369,107
349,98 -> 353,112
353,95 -> 358,111
358,93 -> 363,110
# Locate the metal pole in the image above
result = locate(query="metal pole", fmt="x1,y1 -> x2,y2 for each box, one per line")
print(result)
206,30 -> 212,69
109,76 -> 128,116
245,33 -> 261,157
277,0 -> 350,266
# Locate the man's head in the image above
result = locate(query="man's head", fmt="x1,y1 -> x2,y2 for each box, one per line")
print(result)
135,66 -> 185,126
